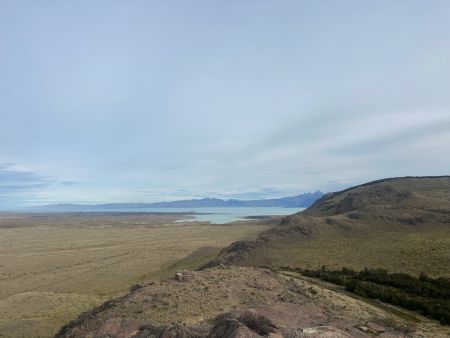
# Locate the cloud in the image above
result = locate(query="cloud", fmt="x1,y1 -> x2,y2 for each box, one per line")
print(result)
0,1 -> 450,206
198,187 -> 287,200
0,165 -> 54,193
0,165 -> 55,208
60,180 -> 80,186
0,165 -> 83,208
327,113 -> 450,157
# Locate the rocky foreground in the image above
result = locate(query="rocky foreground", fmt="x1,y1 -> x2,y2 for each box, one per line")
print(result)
56,267 -> 448,337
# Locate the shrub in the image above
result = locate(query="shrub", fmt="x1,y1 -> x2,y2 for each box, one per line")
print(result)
292,266 -> 450,325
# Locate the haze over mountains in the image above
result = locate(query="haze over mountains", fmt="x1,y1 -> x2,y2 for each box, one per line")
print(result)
33,191 -> 323,211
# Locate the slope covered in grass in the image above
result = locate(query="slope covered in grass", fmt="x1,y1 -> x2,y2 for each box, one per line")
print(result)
210,176 -> 450,277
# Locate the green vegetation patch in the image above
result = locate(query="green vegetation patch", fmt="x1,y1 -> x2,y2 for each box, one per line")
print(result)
283,266 -> 450,325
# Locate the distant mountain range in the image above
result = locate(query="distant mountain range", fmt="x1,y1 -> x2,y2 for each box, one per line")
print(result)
34,191 -> 324,211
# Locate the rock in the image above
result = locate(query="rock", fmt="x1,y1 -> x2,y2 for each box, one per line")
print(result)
355,325 -> 378,335
238,310 -> 278,335
134,324 -> 206,338
175,270 -> 192,282
209,319 -> 261,338
300,326 -> 352,337
130,283 -> 145,292
367,322 -> 385,333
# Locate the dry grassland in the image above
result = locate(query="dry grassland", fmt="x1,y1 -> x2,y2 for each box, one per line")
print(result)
0,213 -> 274,338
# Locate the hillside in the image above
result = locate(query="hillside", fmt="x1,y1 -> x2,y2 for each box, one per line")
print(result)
208,176 -> 450,277
0,213 -> 276,338
55,177 -> 450,338
56,266 -> 449,337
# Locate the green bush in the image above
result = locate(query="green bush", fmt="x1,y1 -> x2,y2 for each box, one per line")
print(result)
287,266 -> 450,325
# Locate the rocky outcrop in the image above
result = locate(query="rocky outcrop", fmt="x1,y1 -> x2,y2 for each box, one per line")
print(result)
238,310 -> 278,336
55,267 -> 446,338
133,323 -> 207,338
130,312 -> 363,338
175,270 -> 193,282
209,318 -> 261,338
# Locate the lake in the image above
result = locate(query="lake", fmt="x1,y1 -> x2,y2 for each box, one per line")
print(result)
113,206 -> 304,224
19,206 -> 305,224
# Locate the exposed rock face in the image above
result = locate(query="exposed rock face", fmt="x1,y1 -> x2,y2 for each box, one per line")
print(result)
238,310 -> 278,336
209,318 -> 261,338
296,326 -> 352,337
130,313 -> 367,338
133,323 -> 207,338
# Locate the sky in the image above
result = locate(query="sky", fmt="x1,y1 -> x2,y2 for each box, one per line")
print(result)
1,1 -> 450,208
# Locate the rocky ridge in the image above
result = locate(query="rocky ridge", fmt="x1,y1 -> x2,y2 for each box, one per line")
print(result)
56,267 -> 448,337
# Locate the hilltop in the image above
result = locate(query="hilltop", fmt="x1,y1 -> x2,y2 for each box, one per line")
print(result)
56,266 -> 448,337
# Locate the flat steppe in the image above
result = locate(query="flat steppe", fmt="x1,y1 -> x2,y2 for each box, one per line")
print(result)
0,212 -> 276,338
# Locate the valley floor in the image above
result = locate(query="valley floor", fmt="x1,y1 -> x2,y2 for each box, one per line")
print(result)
0,213 -> 275,338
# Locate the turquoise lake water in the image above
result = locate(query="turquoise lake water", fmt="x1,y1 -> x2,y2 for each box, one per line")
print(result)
167,207 -> 305,224
20,206 -> 305,224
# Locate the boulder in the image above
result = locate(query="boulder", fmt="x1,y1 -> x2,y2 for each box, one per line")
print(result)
209,319 -> 261,338
238,310 -> 278,335
175,270 -> 192,282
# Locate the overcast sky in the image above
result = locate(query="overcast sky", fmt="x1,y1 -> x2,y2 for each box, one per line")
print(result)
1,1 -> 450,208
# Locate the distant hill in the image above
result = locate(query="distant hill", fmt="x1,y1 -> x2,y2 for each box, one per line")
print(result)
34,191 -> 324,211
208,176 -> 450,277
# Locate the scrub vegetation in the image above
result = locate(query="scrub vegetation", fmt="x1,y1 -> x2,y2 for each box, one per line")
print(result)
0,212 -> 275,338
283,267 -> 450,325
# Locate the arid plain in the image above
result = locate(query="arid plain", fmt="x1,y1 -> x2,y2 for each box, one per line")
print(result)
0,212 -> 276,338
